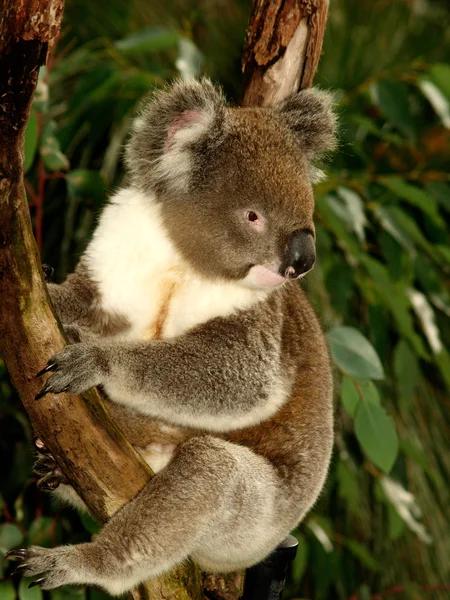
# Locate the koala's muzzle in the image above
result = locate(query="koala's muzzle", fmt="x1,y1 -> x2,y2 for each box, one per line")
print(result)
280,230 -> 316,279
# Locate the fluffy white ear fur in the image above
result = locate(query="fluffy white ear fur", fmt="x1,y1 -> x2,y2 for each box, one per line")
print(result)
157,109 -> 214,193
125,79 -> 226,195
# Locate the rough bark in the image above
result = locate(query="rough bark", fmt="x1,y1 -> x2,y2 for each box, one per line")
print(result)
0,2 -> 201,599
242,0 -> 330,106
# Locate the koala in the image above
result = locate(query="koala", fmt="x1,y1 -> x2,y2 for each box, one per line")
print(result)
7,79 -> 336,595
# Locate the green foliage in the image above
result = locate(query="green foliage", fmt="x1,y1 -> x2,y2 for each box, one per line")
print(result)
1,0 -> 450,599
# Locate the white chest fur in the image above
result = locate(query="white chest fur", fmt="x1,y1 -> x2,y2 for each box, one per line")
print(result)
85,188 -> 266,341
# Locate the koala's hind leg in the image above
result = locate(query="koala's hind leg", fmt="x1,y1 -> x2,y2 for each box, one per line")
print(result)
33,437 -> 91,513
33,438 -> 69,491
10,436 -> 285,596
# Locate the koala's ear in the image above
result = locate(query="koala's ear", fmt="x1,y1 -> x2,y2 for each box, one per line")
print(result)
274,88 -> 337,182
126,78 -> 226,194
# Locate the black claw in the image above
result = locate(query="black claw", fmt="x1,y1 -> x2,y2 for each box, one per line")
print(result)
38,475 -> 61,491
36,362 -> 57,378
29,578 -> 45,589
35,384 -> 51,401
5,548 -> 28,560
12,563 -> 29,576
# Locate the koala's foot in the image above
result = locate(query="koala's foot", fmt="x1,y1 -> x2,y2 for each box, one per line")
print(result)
5,545 -> 93,591
5,541 -> 142,594
33,437 -> 68,491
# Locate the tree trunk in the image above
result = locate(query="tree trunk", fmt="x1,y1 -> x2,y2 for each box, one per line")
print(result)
242,0 -> 330,106
0,1 -> 329,599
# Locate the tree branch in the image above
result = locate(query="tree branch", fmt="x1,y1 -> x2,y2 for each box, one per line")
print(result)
242,0 -> 330,106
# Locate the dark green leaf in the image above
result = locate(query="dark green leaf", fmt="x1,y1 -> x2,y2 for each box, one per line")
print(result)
358,585 -> 372,600
393,340 -> 419,411
19,578 -> 43,600
336,460 -> 361,518
425,63 -> 450,101
327,326 -> 385,380
371,81 -> 415,138
375,206 -> 415,255
387,503 -> 406,540
330,187 -> 367,241
115,28 -> 179,54
24,109 -> 39,173
28,517 -> 54,547
359,256 -> 427,358
379,177 -> 444,227
378,231 -> 411,282
0,582 -> 15,600
355,402 -> 398,473
325,259 -> 354,314
426,182 -> 450,213
343,538 -> 381,571
66,170 -> 106,206
50,586 -> 86,599
290,534 -> 308,584
0,523 -> 24,551
79,512 -> 101,535
89,590 -> 115,600
419,76 -> 450,129
40,121 -> 69,172
341,376 -> 361,418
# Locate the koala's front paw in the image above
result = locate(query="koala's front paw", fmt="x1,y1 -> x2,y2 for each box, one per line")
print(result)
6,546 -> 80,590
36,343 -> 108,399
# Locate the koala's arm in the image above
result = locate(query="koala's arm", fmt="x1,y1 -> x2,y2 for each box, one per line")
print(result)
38,302 -> 290,432
47,266 -> 129,340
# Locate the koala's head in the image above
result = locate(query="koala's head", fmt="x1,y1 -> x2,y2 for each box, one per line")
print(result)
125,79 -> 337,288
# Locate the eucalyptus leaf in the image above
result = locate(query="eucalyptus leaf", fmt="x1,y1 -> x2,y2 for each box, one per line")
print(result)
426,181 -> 450,213
40,120 -> 69,172
327,326 -> 384,380
419,77 -> 450,128
28,517 -> 55,547
379,177 -> 444,227
370,81 -> 415,138
393,340 -> 419,411
67,170 -> 106,206
0,523 -> 24,551
341,376 -> 361,418
336,460 -> 362,518
425,63 -> 450,101
0,582 -> 15,600
19,578 -> 43,600
387,503 -> 406,540
115,28 -> 179,54
290,534 -> 308,584
343,538 -> 381,571
355,402 -> 398,473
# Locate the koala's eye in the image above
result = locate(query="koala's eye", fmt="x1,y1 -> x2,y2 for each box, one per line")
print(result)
244,209 -> 266,232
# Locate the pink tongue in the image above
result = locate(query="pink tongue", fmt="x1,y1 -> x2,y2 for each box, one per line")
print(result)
251,265 -> 286,287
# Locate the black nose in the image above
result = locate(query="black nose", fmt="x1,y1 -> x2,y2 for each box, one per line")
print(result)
280,230 -> 315,279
